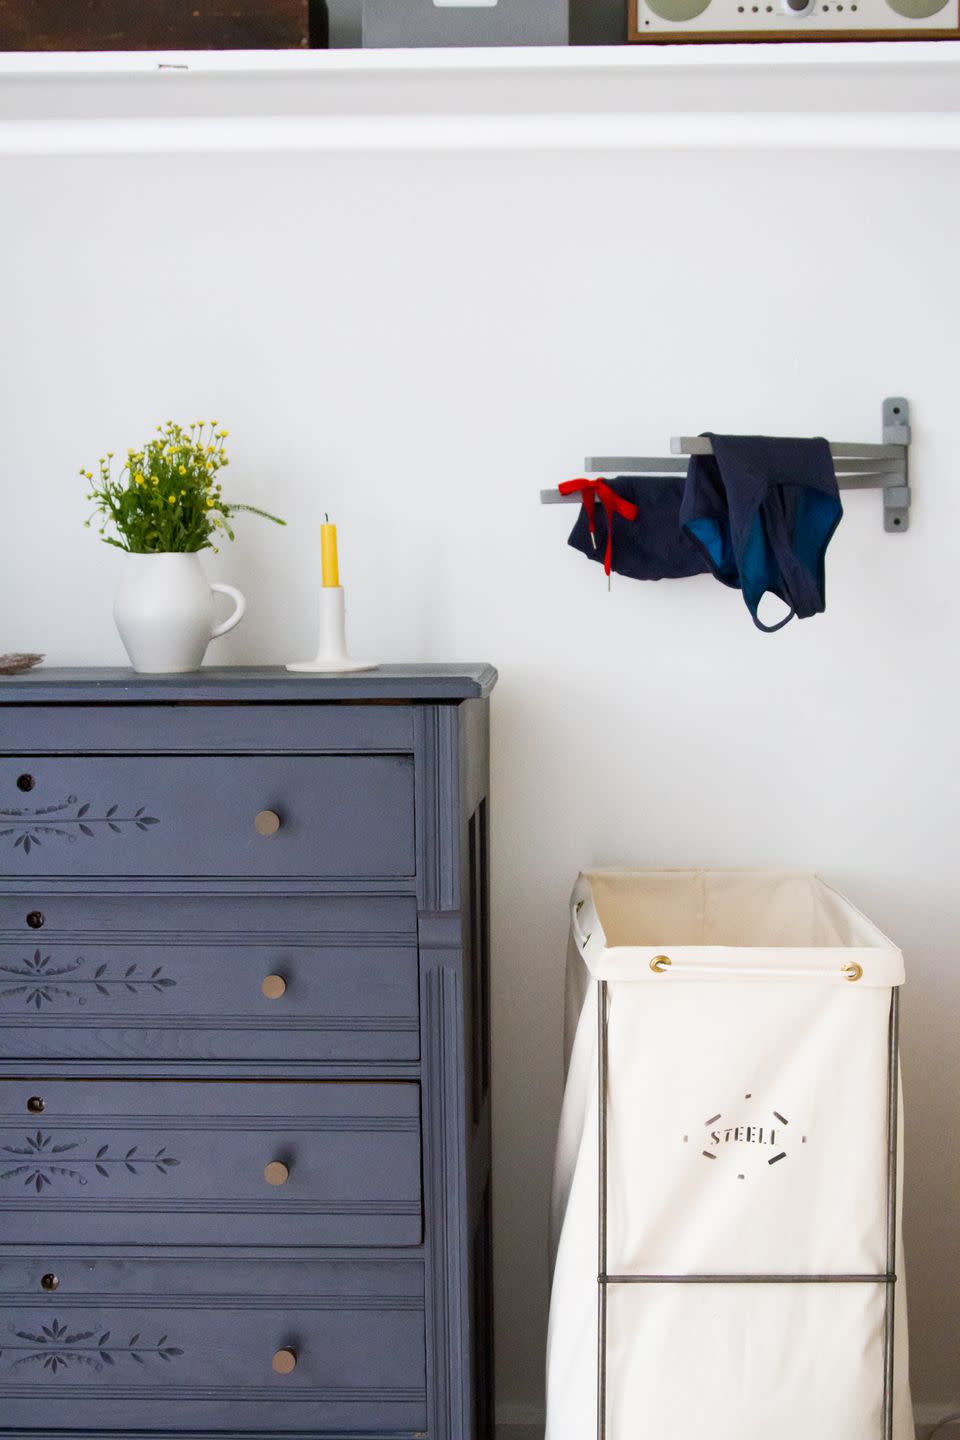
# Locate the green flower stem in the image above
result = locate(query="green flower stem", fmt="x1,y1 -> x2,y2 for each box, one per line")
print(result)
82,420 -> 284,554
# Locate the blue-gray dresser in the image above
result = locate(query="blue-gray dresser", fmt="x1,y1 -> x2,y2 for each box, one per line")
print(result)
0,664 -> 496,1440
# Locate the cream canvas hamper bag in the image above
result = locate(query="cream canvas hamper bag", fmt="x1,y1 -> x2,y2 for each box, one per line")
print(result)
547,869 -> 911,1440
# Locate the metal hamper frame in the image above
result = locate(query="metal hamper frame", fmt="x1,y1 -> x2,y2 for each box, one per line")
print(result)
595,979 -> 900,1440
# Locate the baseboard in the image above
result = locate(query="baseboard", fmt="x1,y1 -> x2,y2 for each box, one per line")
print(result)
495,1401 -> 960,1439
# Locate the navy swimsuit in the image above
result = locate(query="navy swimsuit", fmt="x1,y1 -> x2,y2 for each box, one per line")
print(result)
679,435 -> 842,632
566,476 -> 710,582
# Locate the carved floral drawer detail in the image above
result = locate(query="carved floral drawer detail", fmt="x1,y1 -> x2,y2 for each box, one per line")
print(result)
0,952 -> 176,1010
1,1132 -> 180,1192
0,1319 -> 183,1375
0,798 -> 159,855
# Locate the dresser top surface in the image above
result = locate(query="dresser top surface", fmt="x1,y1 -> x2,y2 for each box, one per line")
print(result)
0,663 -> 498,704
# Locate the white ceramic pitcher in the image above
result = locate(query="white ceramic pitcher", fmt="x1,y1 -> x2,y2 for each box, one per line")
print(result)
114,552 -> 245,674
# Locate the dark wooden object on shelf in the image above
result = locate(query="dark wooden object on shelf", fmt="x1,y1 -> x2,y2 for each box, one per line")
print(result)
0,0 -> 313,50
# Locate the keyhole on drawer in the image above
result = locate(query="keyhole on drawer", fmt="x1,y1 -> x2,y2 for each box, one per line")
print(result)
26,911 -> 45,930
27,1096 -> 45,1114
40,1273 -> 59,1292
16,773 -> 35,792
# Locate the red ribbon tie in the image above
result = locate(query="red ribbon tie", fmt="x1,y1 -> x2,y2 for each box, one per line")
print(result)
558,478 -> 639,578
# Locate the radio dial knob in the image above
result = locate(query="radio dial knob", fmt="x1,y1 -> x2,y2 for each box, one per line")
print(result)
643,0 -> 711,18
884,0 -> 949,15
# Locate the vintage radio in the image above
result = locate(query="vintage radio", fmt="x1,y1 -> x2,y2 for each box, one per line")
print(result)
630,0 -> 959,40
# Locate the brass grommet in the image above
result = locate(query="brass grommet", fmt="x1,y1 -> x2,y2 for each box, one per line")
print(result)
842,961 -> 864,983
650,955 -> 672,974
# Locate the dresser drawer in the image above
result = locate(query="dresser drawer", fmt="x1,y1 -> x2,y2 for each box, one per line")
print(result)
0,1080 -> 422,1247
0,754 -> 415,878
0,894 -> 420,1064
0,1254 -> 426,1433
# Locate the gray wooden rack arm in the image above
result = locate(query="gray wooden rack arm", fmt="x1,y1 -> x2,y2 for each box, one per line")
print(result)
540,395 -> 911,533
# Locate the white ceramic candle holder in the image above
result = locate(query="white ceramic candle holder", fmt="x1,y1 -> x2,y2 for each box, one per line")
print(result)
285,586 -> 377,674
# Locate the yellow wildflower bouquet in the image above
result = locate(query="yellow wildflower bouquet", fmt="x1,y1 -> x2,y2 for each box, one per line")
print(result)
83,420 -> 284,553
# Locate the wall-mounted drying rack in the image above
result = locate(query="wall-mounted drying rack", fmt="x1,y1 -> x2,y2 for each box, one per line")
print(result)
540,396 -> 912,533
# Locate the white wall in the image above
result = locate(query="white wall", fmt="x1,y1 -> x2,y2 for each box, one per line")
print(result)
1,70 -> 959,1423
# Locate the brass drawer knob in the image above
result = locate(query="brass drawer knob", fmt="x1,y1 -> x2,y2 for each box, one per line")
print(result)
40,1273 -> 59,1292
272,1347 -> 297,1375
261,974 -> 287,1001
254,810 -> 281,837
264,1161 -> 290,1187
27,1096 -> 45,1114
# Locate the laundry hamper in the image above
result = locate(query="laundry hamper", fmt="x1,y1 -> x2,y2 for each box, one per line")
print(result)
546,869 -> 911,1440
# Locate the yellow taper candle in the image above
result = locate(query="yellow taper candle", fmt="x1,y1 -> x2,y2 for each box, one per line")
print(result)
321,519 -> 339,588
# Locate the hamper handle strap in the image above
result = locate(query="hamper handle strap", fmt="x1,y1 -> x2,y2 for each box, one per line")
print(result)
571,897 -> 594,952
650,955 -> 864,983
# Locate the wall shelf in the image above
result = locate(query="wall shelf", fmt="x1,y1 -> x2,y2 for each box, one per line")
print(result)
0,42 -> 959,155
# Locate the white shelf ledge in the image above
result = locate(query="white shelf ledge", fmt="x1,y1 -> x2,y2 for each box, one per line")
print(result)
0,40 -> 958,75
1,42 -> 959,155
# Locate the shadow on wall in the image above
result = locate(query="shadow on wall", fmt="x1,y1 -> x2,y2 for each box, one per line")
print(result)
324,0 -> 629,46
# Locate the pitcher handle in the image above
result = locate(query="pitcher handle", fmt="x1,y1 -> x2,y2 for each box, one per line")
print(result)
209,583 -> 246,639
